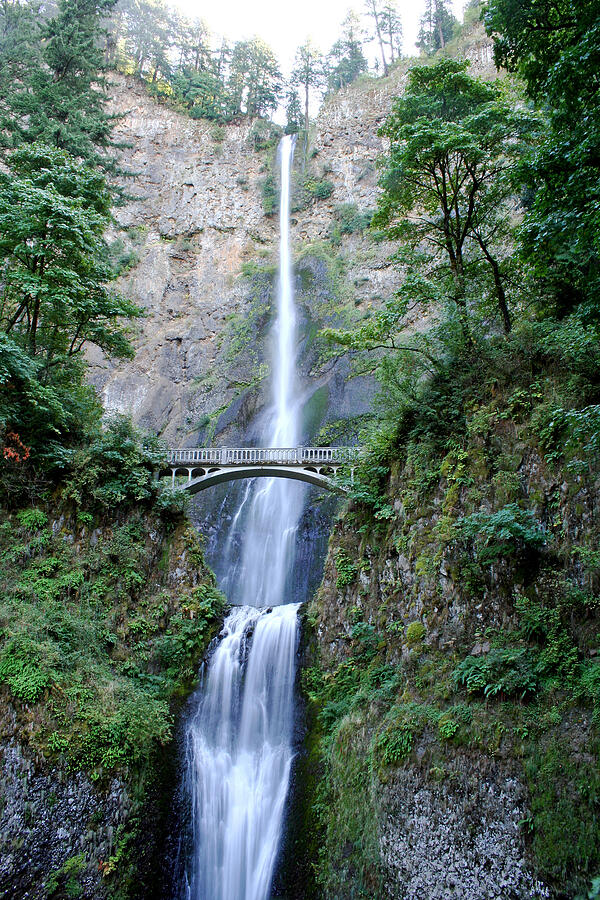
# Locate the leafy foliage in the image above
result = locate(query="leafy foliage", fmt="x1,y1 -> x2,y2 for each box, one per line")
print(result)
62,415 -> 168,511
452,503 -> 545,563
484,0 -> 600,313
335,550 -> 358,589
0,505 -> 225,776
375,59 -> 533,334
0,144 -> 140,364
325,11 -> 368,93
0,0 -> 121,173
418,0 -> 458,54
453,648 -> 539,698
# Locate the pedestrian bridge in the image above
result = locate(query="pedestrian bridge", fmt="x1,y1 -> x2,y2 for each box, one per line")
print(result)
163,447 -> 359,494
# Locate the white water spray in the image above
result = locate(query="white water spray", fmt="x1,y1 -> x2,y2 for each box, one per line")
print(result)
181,135 -> 304,900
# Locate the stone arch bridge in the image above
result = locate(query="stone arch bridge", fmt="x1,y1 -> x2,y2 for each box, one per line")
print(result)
163,447 -> 360,494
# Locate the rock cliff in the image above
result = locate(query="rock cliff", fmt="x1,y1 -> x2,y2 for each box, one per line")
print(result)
298,378 -> 600,899
88,65 -> 407,444
0,507 -> 223,900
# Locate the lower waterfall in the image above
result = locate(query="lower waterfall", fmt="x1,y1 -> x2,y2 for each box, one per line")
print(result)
181,605 -> 299,900
177,134 -> 305,900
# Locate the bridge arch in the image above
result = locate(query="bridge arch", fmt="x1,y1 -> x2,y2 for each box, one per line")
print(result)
180,464 -> 344,495
163,446 -> 359,496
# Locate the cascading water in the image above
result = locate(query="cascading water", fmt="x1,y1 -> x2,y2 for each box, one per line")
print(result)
179,134 -> 304,900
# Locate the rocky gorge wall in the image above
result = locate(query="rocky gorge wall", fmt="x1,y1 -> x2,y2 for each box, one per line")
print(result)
298,385 -> 600,899
88,64 -> 410,446
0,505 -> 224,900
91,22 -> 497,450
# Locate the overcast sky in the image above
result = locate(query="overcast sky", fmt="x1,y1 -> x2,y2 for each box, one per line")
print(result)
175,0 -> 468,76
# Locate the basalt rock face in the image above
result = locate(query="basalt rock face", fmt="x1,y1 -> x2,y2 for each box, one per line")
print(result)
0,729 -> 128,900
304,419 -> 600,899
88,70 -> 404,445
92,30 -> 498,450
88,76 -> 275,442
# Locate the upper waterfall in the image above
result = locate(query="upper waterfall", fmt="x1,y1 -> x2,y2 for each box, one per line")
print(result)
272,134 -> 298,449
219,133 -> 306,608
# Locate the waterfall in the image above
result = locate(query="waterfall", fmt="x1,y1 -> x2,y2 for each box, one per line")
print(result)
180,135 -> 304,900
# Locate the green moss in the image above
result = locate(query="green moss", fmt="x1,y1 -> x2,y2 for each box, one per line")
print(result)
301,385 -> 330,440
525,741 -> 600,891
406,621 -> 426,647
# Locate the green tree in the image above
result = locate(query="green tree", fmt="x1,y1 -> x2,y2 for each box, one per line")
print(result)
374,59 -> 532,335
0,144 -> 140,369
285,88 -> 302,134
227,38 -> 282,118
0,0 -> 43,131
120,0 -> 170,78
291,39 -> 324,147
417,0 -> 457,55
381,3 -> 402,64
172,68 -> 228,121
483,0 -> 595,99
2,0 -> 121,173
326,10 -> 369,93
364,0 -> 402,75
484,0 -> 600,314
172,14 -> 211,73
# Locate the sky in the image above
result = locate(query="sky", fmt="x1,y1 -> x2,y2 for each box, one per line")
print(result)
175,0 -> 468,77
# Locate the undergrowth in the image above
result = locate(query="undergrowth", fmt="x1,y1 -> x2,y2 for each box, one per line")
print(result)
0,505 -> 225,779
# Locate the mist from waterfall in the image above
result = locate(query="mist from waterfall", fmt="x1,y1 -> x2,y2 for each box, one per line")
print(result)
180,135 -> 304,900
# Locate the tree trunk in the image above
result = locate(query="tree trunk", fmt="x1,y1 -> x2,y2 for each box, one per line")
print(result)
303,78 -> 309,162
476,236 -> 511,333
375,15 -> 389,76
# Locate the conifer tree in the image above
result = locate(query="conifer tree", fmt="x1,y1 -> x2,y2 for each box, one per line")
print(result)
326,11 -> 368,93
1,0 -> 121,173
291,39 -> 324,138
417,0 -> 457,54
364,0 -> 402,76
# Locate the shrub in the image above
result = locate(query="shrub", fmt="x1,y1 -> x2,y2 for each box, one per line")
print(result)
453,648 -> 539,699
311,179 -> 334,200
335,550 -> 358,588
62,415 -> 167,511
0,636 -> 50,702
261,174 -> 278,215
16,508 -> 48,530
371,703 -> 437,769
333,203 -> 373,235
291,175 -> 335,212
373,721 -> 414,765
247,119 -> 281,152
453,503 -> 545,564
210,123 -> 226,143
537,404 -> 600,470
438,716 -> 459,740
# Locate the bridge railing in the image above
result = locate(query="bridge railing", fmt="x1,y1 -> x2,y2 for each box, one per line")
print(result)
166,446 -> 361,467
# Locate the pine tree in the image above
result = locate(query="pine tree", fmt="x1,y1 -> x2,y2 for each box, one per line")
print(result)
417,0 -> 457,55
285,89 -> 302,134
1,0 -> 121,173
326,11 -> 368,94
291,39 -> 324,138
227,39 -> 281,118
364,0 -> 402,76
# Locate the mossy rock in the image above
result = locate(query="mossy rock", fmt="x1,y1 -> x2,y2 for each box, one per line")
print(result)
406,621 -> 426,647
